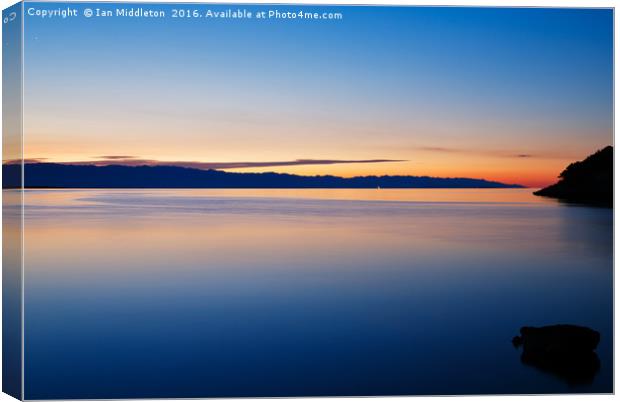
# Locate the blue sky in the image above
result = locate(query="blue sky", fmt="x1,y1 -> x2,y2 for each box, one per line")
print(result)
21,3 -> 613,186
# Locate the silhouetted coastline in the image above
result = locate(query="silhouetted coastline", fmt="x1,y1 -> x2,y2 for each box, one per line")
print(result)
2,163 -> 524,189
534,146 -> 613,207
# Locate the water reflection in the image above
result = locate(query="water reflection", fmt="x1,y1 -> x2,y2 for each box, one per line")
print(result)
3,190 -> 22,399
23,189 -> 612,398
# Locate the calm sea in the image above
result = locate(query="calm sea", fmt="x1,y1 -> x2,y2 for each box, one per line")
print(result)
19,189 -> 612,398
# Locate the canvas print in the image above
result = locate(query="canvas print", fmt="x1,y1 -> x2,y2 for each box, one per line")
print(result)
2,2 -> 614,399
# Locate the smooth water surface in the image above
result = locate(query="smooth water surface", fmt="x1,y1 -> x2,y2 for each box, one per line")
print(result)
23,189 -> 613,398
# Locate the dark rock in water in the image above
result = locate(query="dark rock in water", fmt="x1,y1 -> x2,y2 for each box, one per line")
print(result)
518,324 -> 600,354
534,146 -> 613,207
513,324 -> 600,385
511,335 -> 523,347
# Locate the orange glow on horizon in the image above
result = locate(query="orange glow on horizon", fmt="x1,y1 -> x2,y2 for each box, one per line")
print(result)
18,152 -> 573,188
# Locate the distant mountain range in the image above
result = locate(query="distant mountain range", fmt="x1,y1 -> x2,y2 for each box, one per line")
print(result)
2,163 -> 524,189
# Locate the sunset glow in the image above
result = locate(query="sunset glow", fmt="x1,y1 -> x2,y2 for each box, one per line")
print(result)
21,6 -> 612,188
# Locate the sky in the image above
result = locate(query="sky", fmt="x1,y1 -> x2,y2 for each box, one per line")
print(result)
21,3 -> 613,187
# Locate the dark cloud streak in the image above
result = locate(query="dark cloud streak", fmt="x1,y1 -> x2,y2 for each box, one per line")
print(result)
416,146 -> 536,158
40,157 -> 407,170
96,155 -> 137,160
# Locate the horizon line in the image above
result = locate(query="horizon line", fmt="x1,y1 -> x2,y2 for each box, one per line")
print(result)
2,162 -> 527,188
